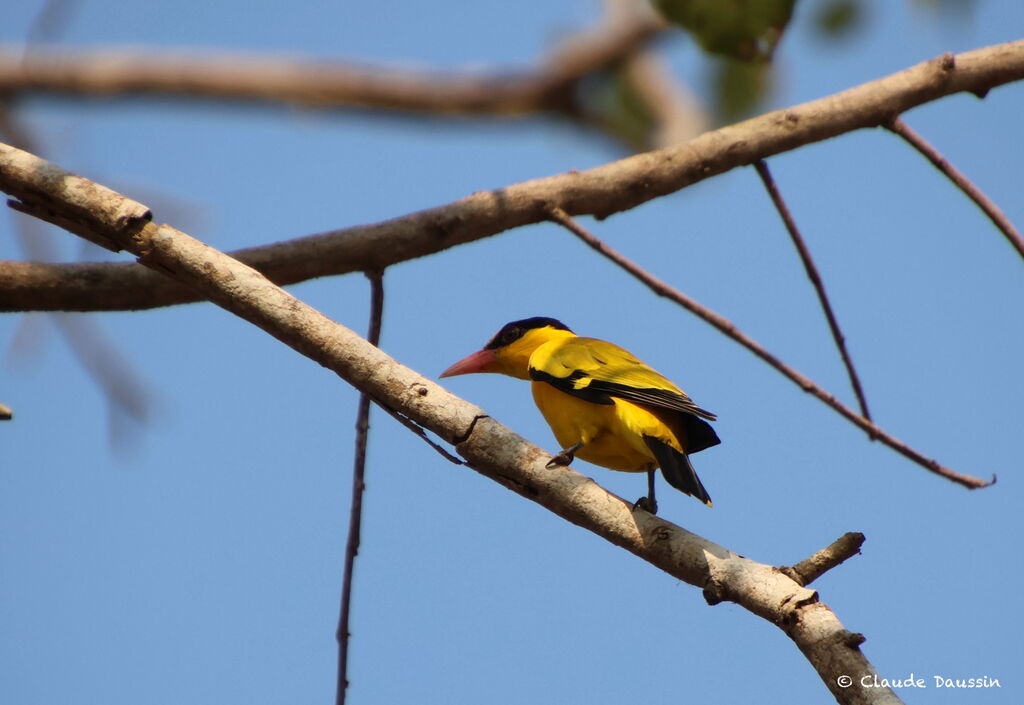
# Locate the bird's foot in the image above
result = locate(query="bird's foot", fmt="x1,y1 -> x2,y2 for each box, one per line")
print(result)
545,442 -> 584,469
633,496 -> 658,515
546,451 -> 574,469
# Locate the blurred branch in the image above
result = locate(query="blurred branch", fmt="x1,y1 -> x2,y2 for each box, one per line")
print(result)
0,105 -> 153,437
50,311 -> 150,423
0,140 -> 903,705
0,402 -> 11,420
0,5 -> 663,116
546,206 -> 992,490
781,532 -> 866,587
621,50 -> 709,147
24,0 -> 80,46
337,270 -> 384,705
754,159 -> 873,423
2,40 -> 1023,313
574,47 -> 710,151
886,116 -> 1024,260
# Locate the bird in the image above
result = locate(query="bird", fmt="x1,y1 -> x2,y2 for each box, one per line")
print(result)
440,316 -> 720,513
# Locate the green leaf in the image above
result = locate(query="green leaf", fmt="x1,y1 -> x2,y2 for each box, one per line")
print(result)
713,58 -> 771,122
814,0 -> 864,38
653,0 -> 797,62
574,67 -> 658,151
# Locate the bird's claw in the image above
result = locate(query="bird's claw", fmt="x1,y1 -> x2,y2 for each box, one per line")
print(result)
633,496 -> 658,515
546,442 -> 584,469
545,452 -> 573,469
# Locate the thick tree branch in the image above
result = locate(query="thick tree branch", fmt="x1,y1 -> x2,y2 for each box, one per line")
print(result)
0,6 -> 663,115
0,140 -> 903,705
1,40 -> 1022,313
547,206 -> 992,490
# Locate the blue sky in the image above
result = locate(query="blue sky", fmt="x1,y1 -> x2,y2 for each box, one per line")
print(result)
2,1 -> 1022,703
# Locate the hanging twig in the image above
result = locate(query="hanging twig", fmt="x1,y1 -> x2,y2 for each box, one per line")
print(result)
336,270 -> 385,705
373,402 -> 468,466
753,159 -> 873,425
887,116 -> 1024,260
547,206 -> 993,490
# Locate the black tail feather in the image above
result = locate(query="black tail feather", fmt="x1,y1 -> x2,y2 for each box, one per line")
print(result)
644,436 -> 712,507
681,414 -> 721,454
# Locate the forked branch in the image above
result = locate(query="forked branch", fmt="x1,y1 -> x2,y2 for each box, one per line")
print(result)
754,159 -> 873,423
2,41 -> 1023,312
0,140 -> 903,705
546,206 -> 992,490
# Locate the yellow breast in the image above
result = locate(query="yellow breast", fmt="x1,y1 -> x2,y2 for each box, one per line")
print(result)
530,381 -> 683,473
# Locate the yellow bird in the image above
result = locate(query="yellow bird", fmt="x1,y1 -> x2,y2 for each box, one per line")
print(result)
440,317 -> 720,513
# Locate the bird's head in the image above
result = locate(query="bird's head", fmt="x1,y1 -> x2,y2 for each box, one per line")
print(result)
440,317 -> 575,380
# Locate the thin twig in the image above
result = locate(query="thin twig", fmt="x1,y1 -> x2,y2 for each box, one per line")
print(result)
780,532 -> 866,587
754,159 -> 873,425
336,270 -> 384,705
373,402 -> 467,466
547,206 -> 993,490
887,116 -> 1024,260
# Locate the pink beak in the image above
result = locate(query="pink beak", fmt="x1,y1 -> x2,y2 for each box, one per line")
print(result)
440,348 -> 498,378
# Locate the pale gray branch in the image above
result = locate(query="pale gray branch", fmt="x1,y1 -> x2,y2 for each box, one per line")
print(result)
0,138 -> 903,705
781,532 -> 867,587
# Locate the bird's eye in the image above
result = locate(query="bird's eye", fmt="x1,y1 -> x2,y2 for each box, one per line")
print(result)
502,327 -> 520,344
